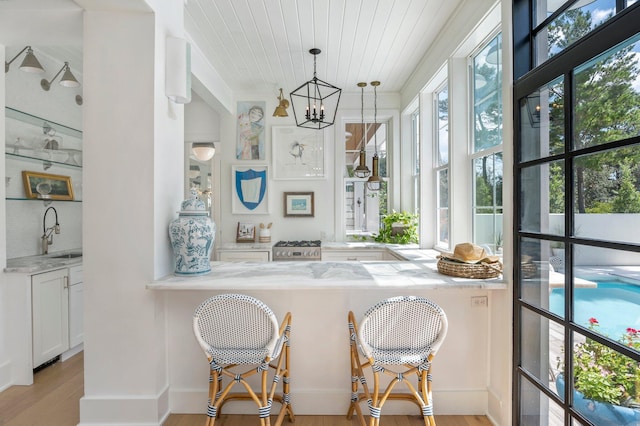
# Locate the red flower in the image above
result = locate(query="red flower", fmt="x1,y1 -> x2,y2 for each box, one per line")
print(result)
588,317 -> 598,324
627,327 -> 638,334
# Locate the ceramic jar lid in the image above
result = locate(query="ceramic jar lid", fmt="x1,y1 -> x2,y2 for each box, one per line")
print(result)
179,189 -> 208,216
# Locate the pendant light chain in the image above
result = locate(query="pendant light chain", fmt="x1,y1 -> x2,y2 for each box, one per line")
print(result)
367,81 -> 382,191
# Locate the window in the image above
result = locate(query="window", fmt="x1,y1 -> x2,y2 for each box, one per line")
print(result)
344,121 -> 388,238
434,85 -> 450,248
472,33 -> 503,253
514,1 -> 640,424
412,109 -> 420,215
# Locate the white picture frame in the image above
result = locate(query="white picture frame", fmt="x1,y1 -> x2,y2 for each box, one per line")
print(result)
272,126 -> 325,179
231,165 -> 269,214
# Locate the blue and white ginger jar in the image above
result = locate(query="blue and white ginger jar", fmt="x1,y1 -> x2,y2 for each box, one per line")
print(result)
169,189 -> 215,276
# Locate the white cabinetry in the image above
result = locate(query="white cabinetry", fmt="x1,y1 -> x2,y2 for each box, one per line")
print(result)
31,268 -> 69,367
68,265 -> 84,348
218,250 -> 270,262
321,250 -> 385,261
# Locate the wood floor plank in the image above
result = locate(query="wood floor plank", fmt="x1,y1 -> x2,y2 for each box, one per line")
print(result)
0,354 -> 492,426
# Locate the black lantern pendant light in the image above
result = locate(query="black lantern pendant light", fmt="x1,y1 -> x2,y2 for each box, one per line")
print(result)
289,48 -> 342,130
367,81 -> 383,191
353,82 -> 371,178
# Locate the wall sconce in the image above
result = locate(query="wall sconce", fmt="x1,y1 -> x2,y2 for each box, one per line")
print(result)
5,46 -> 44,74
41,62 -> 80,90
289,48 -> 342,130
191,142 -> 216,161
166,37 -> 192,104
525,93 -> 541,128
367,81 -> 383,192
272,88 -> 289,117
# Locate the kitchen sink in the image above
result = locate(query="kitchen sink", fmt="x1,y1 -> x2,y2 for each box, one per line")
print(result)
50,252 -> 83,259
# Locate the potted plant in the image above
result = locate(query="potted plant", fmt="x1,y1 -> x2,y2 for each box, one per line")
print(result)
556,317 -> 640,425
373,210 -> 418,245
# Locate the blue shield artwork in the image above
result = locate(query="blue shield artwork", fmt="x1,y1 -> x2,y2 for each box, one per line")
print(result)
235,169 -> 267,210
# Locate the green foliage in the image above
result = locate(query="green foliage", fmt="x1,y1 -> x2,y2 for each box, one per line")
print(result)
558,318 -> 640,407
373,210 -> 418,244
585,202 -> 613,214
612,161 -> 640,213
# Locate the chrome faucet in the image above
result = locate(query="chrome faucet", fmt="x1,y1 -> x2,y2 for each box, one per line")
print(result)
41,206 -> 60,255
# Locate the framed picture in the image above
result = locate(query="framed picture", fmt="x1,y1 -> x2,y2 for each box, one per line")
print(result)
284,192 -> 314,217
236,101 -> 266,160
272,126 -> 325,179
22,171 -> 74,200
231,165 -> 269,214
236,222 -> 256,243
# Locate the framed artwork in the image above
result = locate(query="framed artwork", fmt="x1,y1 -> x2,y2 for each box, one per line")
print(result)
22,171 -> 74,200
231,165 -> 269,214
272,126 -> 325,179
236,222 -> 256,243
283,192 -> 314,217
236,101 -> 266,160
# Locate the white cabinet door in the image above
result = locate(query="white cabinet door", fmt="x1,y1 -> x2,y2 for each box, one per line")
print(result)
68,265 -> 84,348
32,268 -> 69,367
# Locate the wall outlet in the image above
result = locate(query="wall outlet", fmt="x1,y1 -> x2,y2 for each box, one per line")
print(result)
471,296 -> 488,308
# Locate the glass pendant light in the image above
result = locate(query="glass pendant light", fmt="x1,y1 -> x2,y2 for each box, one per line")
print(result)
353,82 -> 371,178
367,81 -> 382,191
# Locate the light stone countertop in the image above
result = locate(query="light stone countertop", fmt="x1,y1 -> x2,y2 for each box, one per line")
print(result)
148,248 -> 507,291
4,249 -> 83,274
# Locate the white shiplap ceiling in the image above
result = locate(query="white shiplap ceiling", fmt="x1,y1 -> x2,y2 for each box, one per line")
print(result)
1,0 -> 464,96
185,0 -> 463,93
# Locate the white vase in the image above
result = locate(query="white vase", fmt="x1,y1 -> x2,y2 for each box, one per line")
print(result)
169,189 -> 215,276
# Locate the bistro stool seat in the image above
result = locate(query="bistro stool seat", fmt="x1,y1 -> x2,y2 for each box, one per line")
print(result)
193,294 -> 294,426
347,296 -> 448,426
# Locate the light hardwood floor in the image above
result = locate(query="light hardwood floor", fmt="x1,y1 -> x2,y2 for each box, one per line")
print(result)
0,353 -> 492,426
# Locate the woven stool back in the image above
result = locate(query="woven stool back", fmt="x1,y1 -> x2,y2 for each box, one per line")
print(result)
358,295 -> 448,363
193,294 -> 280,360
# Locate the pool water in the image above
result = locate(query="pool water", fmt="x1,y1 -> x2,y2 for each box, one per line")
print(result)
549,280 -> 640,338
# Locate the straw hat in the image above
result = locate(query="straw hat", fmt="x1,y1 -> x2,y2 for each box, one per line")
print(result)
440,242 -> 499,264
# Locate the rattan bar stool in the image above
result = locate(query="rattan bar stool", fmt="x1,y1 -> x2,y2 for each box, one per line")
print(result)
193,294 -> 294,426
347,295 -> 448,426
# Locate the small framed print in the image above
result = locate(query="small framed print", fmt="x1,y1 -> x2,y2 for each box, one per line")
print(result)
231,165 -> 269,214
236,222 -> 256,243
283,192 -> 314,217
22,171 -> 74,200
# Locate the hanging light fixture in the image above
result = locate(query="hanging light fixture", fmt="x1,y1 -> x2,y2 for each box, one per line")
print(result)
191,142 -> 216,161
289,48 -> 342,130
41,62 -> 80,91
367,81 -> 383,191
273,88 -> 290,117
353,82 -> 370,178
5,46 -> 45,74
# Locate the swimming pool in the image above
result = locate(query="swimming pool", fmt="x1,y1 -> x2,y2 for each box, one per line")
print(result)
549,280 -> 640,338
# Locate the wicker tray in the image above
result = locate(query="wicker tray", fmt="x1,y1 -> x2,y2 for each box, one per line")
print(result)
437,257 -> 502,279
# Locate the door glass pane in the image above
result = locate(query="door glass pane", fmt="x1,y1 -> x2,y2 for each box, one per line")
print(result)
521,307 -> 565,398
521,237 -> 564,312
534,0 -> 617,65
570,245 -> 640,341
573,144 -> 640,244
520,375 -> 565,425
519,77 -> 565,162
574,33 -> 640,151
520,160 -> 565,234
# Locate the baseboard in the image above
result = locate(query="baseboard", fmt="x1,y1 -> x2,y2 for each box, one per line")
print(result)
0,359 -> 12,392
169,388 -> 488,415
78,385 -> 169,426
61,343 -> 84,362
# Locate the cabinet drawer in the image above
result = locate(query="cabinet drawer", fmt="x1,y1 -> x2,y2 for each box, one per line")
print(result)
218,251 -> 270,262
321,250 -> 385,261
69,265 -> 83,285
